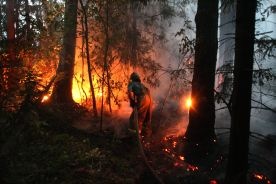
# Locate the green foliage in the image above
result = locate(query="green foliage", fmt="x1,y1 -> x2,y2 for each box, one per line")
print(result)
0,109 -> 138,184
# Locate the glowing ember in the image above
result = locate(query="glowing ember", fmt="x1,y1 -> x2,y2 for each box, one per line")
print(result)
185,97 -> 192,109
164,148 -> 170,153
41,95 -> 49,103
173,141 -> 177,148
252,173 -> 272,184
255,173 -> 263,180
174,162 -> 184,167
209,179 -> 218,184
187,164 -> 198,171
179,156 -> 185,161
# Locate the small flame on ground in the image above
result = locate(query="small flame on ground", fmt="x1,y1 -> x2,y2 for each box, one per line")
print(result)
173,141 -> 177,148
252,173 -> 272,184
164,148 -> 171,153
187,164 -> 198,171
41,95 -> 49,103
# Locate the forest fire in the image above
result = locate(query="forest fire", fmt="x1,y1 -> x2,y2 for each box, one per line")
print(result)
1,0 -> 275,183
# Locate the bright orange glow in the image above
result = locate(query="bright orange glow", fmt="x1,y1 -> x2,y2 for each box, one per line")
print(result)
41,95 -> 49,103
30,36 -> 135,112
253,173 -> 264,180
172,141 -> 177,148
185,97 -> 192,109
251,173 -> 272,184
179,156 -> 185,161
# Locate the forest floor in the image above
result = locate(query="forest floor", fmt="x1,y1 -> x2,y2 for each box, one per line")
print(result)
0,104 -> 275,184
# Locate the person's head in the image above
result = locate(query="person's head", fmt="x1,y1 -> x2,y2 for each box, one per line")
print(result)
130,72 -> 141,82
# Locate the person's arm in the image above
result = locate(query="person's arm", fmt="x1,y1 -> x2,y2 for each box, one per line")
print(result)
128,91 -> 137,107
128,91 -> 135,102
128,82 -> 137,107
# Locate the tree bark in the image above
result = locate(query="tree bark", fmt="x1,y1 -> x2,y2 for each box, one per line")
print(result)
185,0 -> 218,143
103,0 -> 112,113
24,0 -> 31,43
5,0 -> 17,92
225,0 -> 257,183
7,0 -> 15,59
51,0 -> 78,104
80,0 -> 98,117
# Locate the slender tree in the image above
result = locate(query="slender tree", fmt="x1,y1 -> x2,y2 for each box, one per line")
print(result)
24,0 -> 30,42
51,0 -> 78,104
80,0 -> 98,117
184,0 -> 218,143
5,0 -> 16,92
103,0 -> 112,113
225,0 -> 257,183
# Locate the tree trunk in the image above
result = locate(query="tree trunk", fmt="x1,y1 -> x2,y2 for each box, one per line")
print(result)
80,0 -> 98,117
103,0 -> 112,113
225,0 -> 257,183
5,0 -> 17,92
24,0 -> 31,43
130,1 -> 138,69
7,0 -> 15,59
51,0 -> 78,104
185,0 -> 218,143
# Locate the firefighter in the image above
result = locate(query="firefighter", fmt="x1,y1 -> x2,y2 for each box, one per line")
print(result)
128,72 -> 152,138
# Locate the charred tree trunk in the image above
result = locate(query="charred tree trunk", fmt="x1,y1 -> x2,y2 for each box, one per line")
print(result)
80,0 -> 98,117
185,0 -> 218,143
51,0 -> 78,104
225,0 -> 257,183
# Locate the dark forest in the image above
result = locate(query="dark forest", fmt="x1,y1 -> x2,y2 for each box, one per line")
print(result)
0,0 -> 276,183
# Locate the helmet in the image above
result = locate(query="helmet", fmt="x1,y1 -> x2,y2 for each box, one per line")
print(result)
130,72 -> 141,82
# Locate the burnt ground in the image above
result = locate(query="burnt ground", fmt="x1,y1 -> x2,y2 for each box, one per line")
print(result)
1,106 -> 275,184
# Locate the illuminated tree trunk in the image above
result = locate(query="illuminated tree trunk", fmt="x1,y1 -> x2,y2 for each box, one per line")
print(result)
80,0 -> 98,117
185,0 -> 218,143
100,0 -> 112,130
225,0 -> 257,183
51,0 -> 78,104
103,0 -> 112,113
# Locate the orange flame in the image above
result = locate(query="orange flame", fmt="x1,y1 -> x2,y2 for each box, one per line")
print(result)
41,95 -> 49,103
252,173 -> 272,184
185,96 -> 192,109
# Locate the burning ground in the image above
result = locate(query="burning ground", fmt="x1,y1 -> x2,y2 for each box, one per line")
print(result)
1,92 -> 276,184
